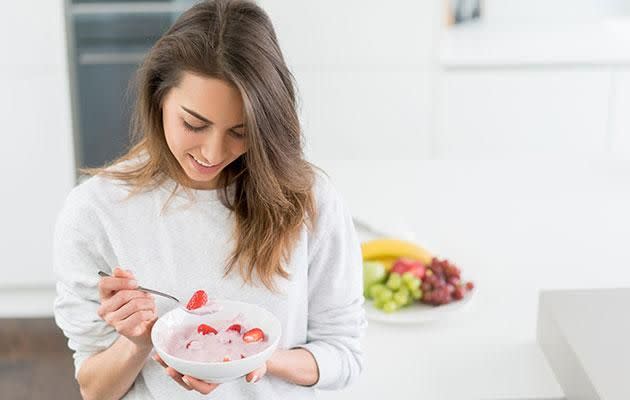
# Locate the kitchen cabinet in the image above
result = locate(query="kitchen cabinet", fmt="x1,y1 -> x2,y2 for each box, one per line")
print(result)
436,22 -> 630,160
436,68 -> 611,158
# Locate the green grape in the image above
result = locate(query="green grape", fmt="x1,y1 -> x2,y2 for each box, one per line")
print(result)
386,273 -> 402,290
373,297 -> 385,309
411,287 -> 423,300
397,286 -> 410,298
393,290 -> 409,306
405,277 -> 421,291
382,300 -> 399,313
368,283 -> 386,300
402,272 -> 416,284
377,288 -> 393,303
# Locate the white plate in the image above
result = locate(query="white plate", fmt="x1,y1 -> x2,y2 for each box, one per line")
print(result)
364,290 -> 474,324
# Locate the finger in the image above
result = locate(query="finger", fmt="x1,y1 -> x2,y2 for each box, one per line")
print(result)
245,364 -> 267,383
165,367 -> 193,391
181,375 -> 219,395
115,310 -> 155,336
98,290 -> 150,318
113,266 -> 133,277
98,276 -> 139,298
104,297 -> 155,325
152,353 -> 168,369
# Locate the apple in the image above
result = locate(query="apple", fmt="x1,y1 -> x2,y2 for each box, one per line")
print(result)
391,258 -> 426,279
363,261 -> 387,295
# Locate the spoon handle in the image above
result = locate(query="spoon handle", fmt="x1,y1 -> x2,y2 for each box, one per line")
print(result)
97,270 -> 180,303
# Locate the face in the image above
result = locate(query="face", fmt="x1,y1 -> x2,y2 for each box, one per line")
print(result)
162,72 -> 247,190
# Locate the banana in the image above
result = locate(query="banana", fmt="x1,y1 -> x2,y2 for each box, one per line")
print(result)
361,238 -> 433,266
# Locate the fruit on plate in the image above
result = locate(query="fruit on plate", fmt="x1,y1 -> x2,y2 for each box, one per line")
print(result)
361,238 -> 433,266
361,239 -> 475,313
420,257 -> 474,306
371,256 -> 398,272
364,268 -> 422,313
390,258 -> 426,280
363,261 -> 387,297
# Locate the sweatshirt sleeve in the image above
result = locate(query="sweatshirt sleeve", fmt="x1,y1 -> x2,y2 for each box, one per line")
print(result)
297,176 -> 368,390
52,186 -> 119,379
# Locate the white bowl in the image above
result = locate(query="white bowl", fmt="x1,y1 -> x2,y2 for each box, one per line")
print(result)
151,300 -> 281,383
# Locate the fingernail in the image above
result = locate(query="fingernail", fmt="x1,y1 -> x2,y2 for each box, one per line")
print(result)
250,374 -> 258,383
182,376 -> 191,387
129,279 -> 138,287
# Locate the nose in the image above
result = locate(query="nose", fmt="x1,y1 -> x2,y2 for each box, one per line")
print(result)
200,128 -> 225,163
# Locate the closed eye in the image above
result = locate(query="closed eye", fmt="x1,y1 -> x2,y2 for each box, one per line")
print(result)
230,130 -> 246,139
183,120 -> 207,133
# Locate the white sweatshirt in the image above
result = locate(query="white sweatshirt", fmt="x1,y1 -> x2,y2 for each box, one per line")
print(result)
52,164 -> 366,400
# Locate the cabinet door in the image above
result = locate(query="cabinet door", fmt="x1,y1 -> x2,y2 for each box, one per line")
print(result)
436,68 -> 611,158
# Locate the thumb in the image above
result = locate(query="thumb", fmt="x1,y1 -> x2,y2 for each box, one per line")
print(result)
145,315 -> 158,331
245,363 -> 267,383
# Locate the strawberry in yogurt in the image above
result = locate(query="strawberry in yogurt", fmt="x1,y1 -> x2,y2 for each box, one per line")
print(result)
164,319 -> 270,363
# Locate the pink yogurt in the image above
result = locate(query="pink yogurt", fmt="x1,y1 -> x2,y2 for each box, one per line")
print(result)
163,318 -> 270,363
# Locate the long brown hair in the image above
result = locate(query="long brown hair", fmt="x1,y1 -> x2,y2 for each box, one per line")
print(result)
81,0 -> 317,291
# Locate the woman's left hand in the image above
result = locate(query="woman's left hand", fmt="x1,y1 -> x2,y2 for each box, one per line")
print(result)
152,353 -> 220,394
152,352 -> 269,391
244,361 -> 267,384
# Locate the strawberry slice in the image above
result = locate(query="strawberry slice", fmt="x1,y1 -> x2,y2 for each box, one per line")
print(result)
223,355 -> 231,362
186,290 -> 208,310
197,324 -> 217,335
227,324 -> 242,334
242,327 -> 265,343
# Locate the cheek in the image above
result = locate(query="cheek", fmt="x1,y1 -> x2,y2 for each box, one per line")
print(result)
229,139 -> 248,157
164,118 -> 194,154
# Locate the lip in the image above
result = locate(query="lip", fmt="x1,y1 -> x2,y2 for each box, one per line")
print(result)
188,154 -> 223,174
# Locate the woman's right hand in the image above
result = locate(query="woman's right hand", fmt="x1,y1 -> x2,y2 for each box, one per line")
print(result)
97,267 -> 157,350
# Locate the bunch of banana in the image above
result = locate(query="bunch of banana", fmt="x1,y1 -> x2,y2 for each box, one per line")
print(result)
361,238 -> 433,271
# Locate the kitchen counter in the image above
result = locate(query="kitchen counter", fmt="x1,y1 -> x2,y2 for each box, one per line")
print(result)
538,288 -> 630,400
318,300 -> 564,400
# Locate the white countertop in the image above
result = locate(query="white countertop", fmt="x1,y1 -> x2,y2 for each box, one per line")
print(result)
319,308 -> 564,400
538,289 -> 630,400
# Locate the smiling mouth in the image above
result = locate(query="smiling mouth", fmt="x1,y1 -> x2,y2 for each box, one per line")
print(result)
190,154 -> 221,168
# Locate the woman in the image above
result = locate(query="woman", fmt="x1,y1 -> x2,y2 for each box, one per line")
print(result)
53,0 -> 366,399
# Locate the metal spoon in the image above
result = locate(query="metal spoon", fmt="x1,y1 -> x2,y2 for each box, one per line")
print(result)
97,270 -> 180,303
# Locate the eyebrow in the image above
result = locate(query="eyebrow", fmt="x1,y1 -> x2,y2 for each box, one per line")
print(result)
180,105 -> 244,129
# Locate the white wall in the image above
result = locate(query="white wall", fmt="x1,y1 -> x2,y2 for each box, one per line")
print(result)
0,0 -> 75,312
260,0 -> 442,161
